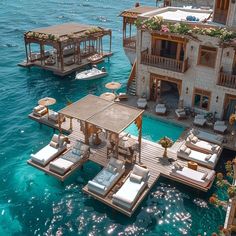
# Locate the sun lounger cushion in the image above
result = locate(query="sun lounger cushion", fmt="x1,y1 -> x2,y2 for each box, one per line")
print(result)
186,134 -> 221,154
178,145 -> 219,169
171,167 -> 215,188
112,168 -> 149,209
49,158 -> 74,175
189,129 -> 223,145
87,158 -> 125,196
31,144 -> 65,166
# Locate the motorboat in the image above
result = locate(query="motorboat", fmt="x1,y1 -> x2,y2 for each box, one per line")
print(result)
75,66 -> 107,80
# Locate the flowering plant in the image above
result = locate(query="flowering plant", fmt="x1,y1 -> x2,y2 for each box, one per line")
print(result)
135,16 -> 236,42
159,136 -> 173,158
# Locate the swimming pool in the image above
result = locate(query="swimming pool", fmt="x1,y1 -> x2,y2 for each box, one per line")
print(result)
125,115 -> 185,142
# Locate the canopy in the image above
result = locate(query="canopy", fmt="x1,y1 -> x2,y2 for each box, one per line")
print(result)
38,97 -> 56,106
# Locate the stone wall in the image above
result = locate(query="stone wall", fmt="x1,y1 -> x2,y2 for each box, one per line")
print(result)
171,0 -> 213,8
135,29 -> 236,119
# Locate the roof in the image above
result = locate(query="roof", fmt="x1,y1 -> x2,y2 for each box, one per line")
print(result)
59,94 -> 111,121
141,7 -> 212,23
30,23 -> 96,37
120,6 -> 157,18
59,94 -> 144,133
87,103 -> 143,133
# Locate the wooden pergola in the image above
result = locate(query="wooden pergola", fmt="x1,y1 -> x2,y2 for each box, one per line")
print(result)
120,6 -> 157,49
58,94 -> 144,162
20,23 -> 112,76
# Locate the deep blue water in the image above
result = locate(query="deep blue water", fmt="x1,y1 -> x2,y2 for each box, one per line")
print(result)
0,0 -> 227,235
125,115 -> 185,142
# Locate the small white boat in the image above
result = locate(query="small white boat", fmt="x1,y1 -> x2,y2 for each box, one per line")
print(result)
75,66 -> 107,80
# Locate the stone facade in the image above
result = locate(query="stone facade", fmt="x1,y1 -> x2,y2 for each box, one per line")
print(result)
172,0 -> 213,8
135,30 -> 236,119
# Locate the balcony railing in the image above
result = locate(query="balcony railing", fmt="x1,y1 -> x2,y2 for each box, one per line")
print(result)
218,72 -> 236,89
141,50 -> 189,73
123,36 -> 136,50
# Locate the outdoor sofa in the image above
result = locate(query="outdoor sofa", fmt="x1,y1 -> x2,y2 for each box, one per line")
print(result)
193,114 -> 206,126
155,104 -> 167,115
87,157 -> 125,196
214,121 -> 227,134
137,98 -> 147,109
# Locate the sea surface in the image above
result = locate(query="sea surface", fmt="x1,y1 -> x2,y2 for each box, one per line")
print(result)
0,0 -> 228,235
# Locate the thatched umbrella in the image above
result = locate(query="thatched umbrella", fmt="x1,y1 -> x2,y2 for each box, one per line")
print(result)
105,82 -> 121,93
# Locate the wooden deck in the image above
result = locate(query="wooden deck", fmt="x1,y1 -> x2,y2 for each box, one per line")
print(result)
28,111 -> 216,216
18,52 -> 113,76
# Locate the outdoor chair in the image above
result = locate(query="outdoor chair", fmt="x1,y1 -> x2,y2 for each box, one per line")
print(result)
214,121 -> 227,134
137,98 -> 147,109
155,104 -> 167,115
175,108 -> 187,120
33,105 -> 48,117
193,114 -> 206,126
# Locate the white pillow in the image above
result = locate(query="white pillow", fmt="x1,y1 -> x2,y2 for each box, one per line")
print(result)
130,173 -> 143,183
201,172 -> 208,180
107,164 -> 118,174
185,148 -> 191,155
132,165 -> 149,181
205,154 -> 211,161
191,136 -> 198,143
50,141 -> 59,149
179,145 -> 187,153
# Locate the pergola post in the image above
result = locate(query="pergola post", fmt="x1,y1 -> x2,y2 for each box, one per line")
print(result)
84,121 -> 89,144
58,113 -> 62,133
109,31 -> 112,53
138,116 -> 143,163
115,133 -> 119,158
70,117 -> 73,130
25,39 -> 29,63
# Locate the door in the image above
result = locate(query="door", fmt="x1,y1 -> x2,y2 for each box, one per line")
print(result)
214,0 -> 230,24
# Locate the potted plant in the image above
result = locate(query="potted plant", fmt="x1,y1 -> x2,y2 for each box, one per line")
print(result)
159,136 -> 173,158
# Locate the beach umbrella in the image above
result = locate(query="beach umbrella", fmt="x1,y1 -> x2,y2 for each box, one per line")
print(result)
38,97 -> 56,107
100,92 -> 116,101
105,82 -> 121,93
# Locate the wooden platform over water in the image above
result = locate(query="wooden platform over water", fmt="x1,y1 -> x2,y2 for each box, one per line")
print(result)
18,52 -> 112,76
28,112 -> 215,216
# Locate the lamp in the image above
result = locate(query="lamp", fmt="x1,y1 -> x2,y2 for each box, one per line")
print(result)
216,96 -> 219,103
186,87 -> 189,94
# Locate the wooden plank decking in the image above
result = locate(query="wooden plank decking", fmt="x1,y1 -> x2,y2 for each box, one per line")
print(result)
28,111 -> 216,216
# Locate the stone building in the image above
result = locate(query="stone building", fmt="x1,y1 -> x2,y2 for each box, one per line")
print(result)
120,0 -> 236,120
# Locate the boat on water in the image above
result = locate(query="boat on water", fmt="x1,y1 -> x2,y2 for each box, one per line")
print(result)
75,66 -> 107,80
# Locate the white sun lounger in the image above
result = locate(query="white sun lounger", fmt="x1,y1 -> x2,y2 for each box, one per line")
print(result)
193,114 -> 206,126
189,129 -> 223,145
87,157 -> 125,196
112,165 -> 150,210
177,144 -> 219,169
186,134 -> 222,154
170,166 -> 215,188
30,134 -> 67,166
214,121 -> 227,134
49,141 -> 90,175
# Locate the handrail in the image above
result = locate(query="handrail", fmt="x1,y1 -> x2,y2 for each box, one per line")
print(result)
141,51 -> 188,73
218,71 -> 236,89
127,60 -> 136,90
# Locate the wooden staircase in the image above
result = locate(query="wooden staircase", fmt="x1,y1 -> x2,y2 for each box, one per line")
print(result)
127,60 -> 136,96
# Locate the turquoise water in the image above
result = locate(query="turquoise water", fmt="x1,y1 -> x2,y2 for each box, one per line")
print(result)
126,115 -> 185,142
0,0 -> 226,235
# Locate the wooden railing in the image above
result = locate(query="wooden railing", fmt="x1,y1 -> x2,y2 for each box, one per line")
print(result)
218,72 -> 236,89
127,60 -> 136,90
123,36 -> 136,50
141,51 -> 188,73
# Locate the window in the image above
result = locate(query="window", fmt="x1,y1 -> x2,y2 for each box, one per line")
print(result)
198,46 -> 217,68
193,88 -> 211,110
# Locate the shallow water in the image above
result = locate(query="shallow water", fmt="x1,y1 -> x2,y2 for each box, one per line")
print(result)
0,0 -> 227,235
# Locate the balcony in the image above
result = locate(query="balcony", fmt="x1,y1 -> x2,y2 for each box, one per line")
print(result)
141,50 -> 189,73
218,71 -> 236,89
123,36 -> 136,50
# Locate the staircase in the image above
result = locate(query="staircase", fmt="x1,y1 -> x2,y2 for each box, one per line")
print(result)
127,60 -> 136,96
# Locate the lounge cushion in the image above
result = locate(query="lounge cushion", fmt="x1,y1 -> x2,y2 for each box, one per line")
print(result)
130,173 -> 143,183
50,141 -> 59,149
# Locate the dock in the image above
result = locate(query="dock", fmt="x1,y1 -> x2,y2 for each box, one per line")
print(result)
28,108 -> 214,217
